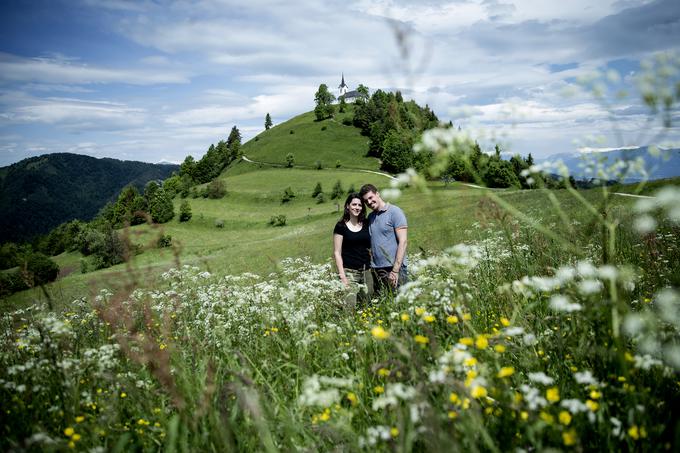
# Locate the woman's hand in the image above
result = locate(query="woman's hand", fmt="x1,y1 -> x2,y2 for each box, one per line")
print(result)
341,276 -> 350,288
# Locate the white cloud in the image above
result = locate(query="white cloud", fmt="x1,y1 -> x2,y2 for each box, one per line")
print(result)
0,53 -> 190,85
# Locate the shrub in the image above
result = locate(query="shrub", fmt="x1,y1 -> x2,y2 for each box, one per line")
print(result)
342,117 -> 353,126
157,234 -> 172,248
281,187 -> 295,203
268,215 -> 287,227
179,200 -> 192,222
315,193 -> 325,204
346,184 -> 356,194
335,160 -> 341,168
286,153 -> 295,168
321,125 -> 327,131
315,160 -> 323,170
24,252 -> 60,286
215,219 -> 225,228
206,180 -> 227,199
289,129 -> 295,134
0,271 -> 29,297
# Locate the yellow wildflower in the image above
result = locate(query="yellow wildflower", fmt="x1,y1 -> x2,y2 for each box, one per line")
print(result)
546,387 -> 560,403
415,307 -> 426,316
520,411 -> 529,420
346,392 -> 358,406
378,368 -> 391,377
446,315 -> 459,324
589,390 -> 602,400
400,313 -> 410,321
374,386 -> 384,394
628,425 -> 640,440
471,386 -> 487,399
448,411 -> 458,419
559,411 -> 572,425
562,429 -> 577,446
423,314 -> 435,323
539,411 -> 554,424
64,427 -> 75,437
71,434 -> 81,441
463,357 -> 478,367
462,398 -> 471,409
500,317 -> 510,327
449,392 -> 460,404
585,400 -> 599,412
494,344 -> 506,353
120,392 -> 127,399
459,337 -> 474,346
390,427 -> 399,438
75,416 -> 85,423
371,326 -> 390,340
319,411 -> 330,422
463,313 -> 472,321
414,335 -> 429,345
475,335 -> 489,350
497,367 -> 515,378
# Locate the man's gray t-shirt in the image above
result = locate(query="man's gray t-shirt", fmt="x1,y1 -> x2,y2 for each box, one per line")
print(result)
367,204 -> 408,268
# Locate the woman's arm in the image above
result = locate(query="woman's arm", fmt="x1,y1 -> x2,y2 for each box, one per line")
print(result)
333,233 -> 349,287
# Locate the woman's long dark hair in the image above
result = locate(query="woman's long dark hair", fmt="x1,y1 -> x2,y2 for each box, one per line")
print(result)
339,192 -> 366,224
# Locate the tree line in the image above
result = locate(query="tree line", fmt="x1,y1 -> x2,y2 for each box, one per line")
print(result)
1,126 -> 243,297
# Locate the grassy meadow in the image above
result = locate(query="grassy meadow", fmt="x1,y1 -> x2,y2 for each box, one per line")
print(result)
2,115 -> 680,451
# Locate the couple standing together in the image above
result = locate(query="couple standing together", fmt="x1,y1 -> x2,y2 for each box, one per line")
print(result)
333,184 -> 407,306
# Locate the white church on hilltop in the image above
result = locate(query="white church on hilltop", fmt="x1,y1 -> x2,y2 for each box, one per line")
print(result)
337,73 -> 362,103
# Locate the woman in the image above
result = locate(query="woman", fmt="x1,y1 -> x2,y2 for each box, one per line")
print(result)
333,193 -> 373,306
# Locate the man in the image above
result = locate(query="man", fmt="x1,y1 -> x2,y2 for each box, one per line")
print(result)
359,184 -> 408,293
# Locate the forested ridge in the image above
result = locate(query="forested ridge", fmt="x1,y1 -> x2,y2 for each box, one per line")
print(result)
0,153 -> 178,243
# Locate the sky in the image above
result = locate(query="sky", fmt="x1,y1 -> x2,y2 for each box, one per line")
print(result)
1,0 -> 679,167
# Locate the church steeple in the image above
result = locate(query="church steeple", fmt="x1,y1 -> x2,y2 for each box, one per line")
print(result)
338,73 -> 348,96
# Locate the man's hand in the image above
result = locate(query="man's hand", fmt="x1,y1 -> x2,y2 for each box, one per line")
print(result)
388,271 -> 399,287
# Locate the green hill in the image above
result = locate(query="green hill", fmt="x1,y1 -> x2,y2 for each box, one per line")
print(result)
240,106 -> 380,171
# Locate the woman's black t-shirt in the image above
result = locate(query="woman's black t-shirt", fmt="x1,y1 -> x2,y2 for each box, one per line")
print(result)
333,221 -> 371,270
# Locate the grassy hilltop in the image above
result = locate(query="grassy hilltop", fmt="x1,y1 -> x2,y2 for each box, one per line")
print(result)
241,106 -> 379,170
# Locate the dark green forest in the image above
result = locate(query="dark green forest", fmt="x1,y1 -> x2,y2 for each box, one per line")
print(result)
0,153 -> 178,243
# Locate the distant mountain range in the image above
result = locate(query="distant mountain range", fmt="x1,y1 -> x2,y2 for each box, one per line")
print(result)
0,153 -> 178,243
539,147 -> 680,182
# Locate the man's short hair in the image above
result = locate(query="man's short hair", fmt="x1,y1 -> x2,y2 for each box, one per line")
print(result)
359,184 -> 378,198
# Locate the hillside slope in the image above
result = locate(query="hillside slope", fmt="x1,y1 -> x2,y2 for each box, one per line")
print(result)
240,107 -> 379,171
0,153 -> 178,243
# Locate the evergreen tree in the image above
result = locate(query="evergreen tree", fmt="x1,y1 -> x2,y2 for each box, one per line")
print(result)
331,180 -> 344,199
312,182 -> 323,198
265,113 -> 273,130
179,200 -> 192,222
149,187 -> 174,223
286,153 -> 295,168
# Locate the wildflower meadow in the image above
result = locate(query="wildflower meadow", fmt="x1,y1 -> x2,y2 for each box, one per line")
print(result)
2,54 -> 680,452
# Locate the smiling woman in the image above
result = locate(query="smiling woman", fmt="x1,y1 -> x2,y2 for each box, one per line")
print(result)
333,192 -> 373,308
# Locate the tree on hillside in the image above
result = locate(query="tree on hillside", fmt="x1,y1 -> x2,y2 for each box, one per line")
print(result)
265,113 -> 273,130
314,84 -> 336,121
312,182 -> 323,198
331,180 -> 344,199
179,200 -> 192,222
286,153 -> 295,168
147,185 -> 174,223
227,126 -> 242,161
381,129 -> 415,173
180,155 -> 197,180
357,84 -> 369,101
23,252 -> 60,286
